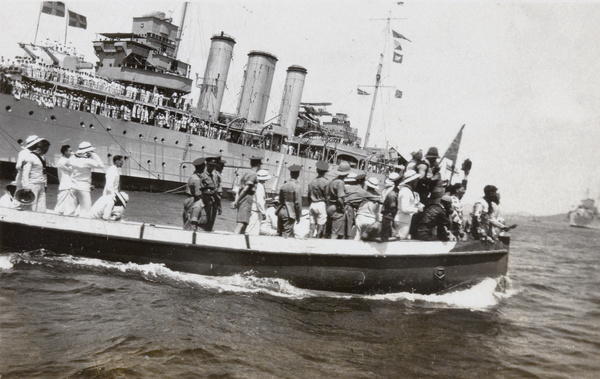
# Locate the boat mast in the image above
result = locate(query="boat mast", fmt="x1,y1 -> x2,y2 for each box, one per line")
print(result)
174,2 -> 188,59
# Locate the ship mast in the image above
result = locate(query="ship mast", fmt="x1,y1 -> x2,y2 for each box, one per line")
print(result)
174,2 -> 188,59
363,53 -> 383,148
362,13 -> 397,149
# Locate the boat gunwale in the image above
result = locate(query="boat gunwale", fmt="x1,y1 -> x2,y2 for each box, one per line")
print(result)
0,209 -> 509,259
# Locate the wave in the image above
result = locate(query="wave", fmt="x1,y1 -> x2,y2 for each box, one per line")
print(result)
1,251 -> 513,308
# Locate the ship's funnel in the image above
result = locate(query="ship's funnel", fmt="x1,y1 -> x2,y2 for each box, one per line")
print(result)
236,51 -> 278,124
197,34 -> 236,122
278,65 -> 307,137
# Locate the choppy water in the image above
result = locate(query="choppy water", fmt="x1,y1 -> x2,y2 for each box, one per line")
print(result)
1,187 -> 599,378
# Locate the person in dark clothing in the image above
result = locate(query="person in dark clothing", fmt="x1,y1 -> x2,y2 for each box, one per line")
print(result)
277,164 -> 302,237
412,195 -> 456,241
198,160 -> 220,231
380,172 -> 402,242
326,161 -> 350,239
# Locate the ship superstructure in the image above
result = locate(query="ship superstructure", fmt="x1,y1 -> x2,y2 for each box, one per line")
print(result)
93,11 -> 192,96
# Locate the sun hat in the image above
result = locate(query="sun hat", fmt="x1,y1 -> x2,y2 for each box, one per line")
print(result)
388,172 -> 401,182
76,141 -> 95,154
425,147 -> 440,159
366,177 -> 380,190
344,172 -> 357,184
288,164 -> 301,173
355,172 -> 367,182
440,195 -> 453,204
316,161 -> 329,171
25,135 -> 47,149
115,192 -> 129,208
400,169 -> 420,185
14,188 -> 35,205
257,169 -> 271,181
334,161 -> 351,176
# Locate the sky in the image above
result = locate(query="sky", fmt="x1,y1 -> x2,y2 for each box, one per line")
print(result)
2,0 -> 600,215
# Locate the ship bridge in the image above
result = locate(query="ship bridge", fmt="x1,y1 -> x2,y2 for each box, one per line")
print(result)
92,13 -> 192,95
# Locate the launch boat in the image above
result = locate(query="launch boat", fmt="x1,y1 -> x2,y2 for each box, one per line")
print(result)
0,207 -> 509,295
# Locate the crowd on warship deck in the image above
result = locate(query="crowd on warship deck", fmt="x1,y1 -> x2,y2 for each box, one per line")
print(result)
1,60 -> 377,160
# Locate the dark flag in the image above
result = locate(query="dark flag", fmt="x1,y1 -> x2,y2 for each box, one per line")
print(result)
41,2 -> 65,17
443,124 -> 466,175
395,90 -> 403,98
357,88 -> 370,96
68,10 -> 87,29
392,30 -> 411,42
393,52 -> 403,64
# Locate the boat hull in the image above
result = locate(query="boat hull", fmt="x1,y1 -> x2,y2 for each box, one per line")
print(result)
569,210 -> 600,229
0,208 -> 509,294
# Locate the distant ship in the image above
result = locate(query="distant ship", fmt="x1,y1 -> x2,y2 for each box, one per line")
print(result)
569,197 -> 599,229
0,3 -> 397,194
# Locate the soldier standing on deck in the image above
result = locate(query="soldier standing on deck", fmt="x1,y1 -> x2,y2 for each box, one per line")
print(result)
232,156 -> 262,234
307,161 -> 330,238
326,161 -> 351,239
199,160 -> 219,231
277,164 -> 303,237
183,158 -> 206,230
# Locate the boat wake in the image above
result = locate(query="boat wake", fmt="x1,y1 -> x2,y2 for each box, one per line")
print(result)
364,276 -> 515,310
0,251 -> 513,308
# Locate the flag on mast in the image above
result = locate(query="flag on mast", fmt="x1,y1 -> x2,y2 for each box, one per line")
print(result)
393,52 -> 403,64
395,90 -> 403,98
68,10 -> 87,29
394,40 -> 403,51
41,2 -> 65,17
357,88 -> 370,95
392,30 -> 411,42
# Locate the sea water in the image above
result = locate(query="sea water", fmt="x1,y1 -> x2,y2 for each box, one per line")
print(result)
0,186 -> 599,378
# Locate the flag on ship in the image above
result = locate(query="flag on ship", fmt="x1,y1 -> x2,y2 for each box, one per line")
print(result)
395,90 -> 403,98
394,40 -> 403,51
393,52 -> 403,64
68,10 -> 87,29
357,88 -> 370,95
41,2 -> 65,17
443,125 -> 466,180
392,30 -> 411,42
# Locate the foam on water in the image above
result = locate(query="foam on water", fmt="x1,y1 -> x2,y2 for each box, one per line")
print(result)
364,277 -> 511,310
6,251 -> 513,307
0,254 -> 14,270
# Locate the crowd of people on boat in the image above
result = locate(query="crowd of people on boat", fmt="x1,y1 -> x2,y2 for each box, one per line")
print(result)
2,135 -> 128,221
1,133 -> 509,243
181,147 -> 510,242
